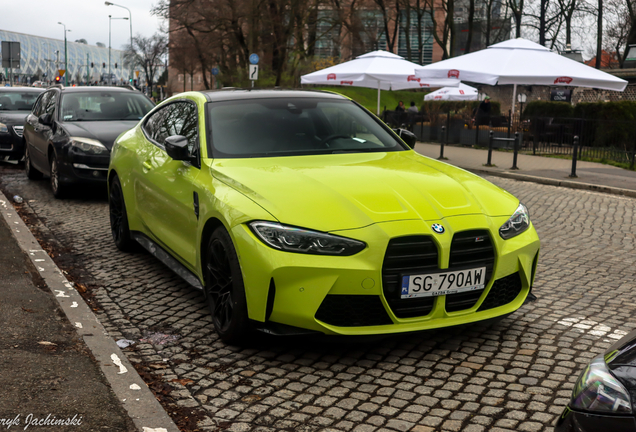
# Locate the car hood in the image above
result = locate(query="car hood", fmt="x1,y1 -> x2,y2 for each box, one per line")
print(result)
63,121 -> 139,150
210,151 -> 520,232
0,111 -> 31,125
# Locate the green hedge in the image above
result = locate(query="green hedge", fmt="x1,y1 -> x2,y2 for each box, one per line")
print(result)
523,101 -> 573,118
420,100 -> 501,116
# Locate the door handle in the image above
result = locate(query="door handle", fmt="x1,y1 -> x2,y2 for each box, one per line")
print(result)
142,161 -> 152,172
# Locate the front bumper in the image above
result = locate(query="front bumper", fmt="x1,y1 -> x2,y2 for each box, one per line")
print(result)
0,127 -> 25,160
232,214 -> 540,336
556,406 -> 636,432
56,146 -> 110,184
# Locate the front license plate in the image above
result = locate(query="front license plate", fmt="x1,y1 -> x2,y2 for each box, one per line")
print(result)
401,267 -> 486,299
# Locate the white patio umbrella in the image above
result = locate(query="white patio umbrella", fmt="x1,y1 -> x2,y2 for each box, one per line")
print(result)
424,83 -> 479,101
301,50 -> 459,115
414,38 -> 628,115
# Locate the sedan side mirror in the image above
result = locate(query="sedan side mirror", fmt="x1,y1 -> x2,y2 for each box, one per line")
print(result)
394,128 -> 417,149
38,113 -> 53,126
164,135 -> 191,161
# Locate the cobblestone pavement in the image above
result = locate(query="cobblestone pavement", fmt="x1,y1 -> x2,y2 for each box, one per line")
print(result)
1,164 -> 636,432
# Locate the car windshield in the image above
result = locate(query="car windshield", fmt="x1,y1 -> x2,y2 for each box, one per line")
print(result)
60,91 -> 154,122
207,98 -> 407,158
0,91 -> 41,111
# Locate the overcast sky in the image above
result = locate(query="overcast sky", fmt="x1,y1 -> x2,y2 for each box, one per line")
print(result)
1,0 -> 164,50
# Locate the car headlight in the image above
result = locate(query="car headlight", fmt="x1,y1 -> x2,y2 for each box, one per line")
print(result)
570,355 -> 632,414
70,137 -> 109,155
499,203 -> 530,240
249,221 -> 366,256
0,123 -> 8,134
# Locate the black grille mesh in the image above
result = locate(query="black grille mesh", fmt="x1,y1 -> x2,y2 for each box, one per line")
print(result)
477,272 -> 523,311
315,295 -> 392,327
446,230 -> 495,312
382,236 -> 439,318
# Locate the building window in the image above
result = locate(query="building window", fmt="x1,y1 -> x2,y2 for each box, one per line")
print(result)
178,74 -> 184,82
398,11 -> 434,65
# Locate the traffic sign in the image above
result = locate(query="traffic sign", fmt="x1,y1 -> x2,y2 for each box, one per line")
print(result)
135,70 -> 140,78
211,67 -> 219,76
249,65 -> 259,80
249,54 -> 259,65
58,69 -> 66,77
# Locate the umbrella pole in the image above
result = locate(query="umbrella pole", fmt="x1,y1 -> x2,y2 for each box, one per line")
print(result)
377,81 -> 381,116
511,83 -> 517,118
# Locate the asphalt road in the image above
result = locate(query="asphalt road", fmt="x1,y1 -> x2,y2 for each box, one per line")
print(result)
1,162 -> 635,432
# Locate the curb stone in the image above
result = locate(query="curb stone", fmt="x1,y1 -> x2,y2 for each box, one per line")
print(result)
0,190 -> 180,432
465,167 -> 636,199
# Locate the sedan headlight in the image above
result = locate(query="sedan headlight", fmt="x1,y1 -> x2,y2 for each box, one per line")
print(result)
0,122 -> 8,134
499,203 -> 530,240
249,221 -> 366,256
570,355 -> 632,414
70,137 -> 109,155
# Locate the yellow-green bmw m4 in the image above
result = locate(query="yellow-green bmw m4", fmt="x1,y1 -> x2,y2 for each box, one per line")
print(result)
108,89 -> 540,343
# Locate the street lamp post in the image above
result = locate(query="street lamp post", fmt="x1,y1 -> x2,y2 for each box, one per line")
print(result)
108,15 -> 129,86
57,22 -> 71,86
105,2 -> 133,81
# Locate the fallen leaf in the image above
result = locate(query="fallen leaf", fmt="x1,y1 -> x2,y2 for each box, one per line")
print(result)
21,307 -> 34,313
169,378 -> 194,386
38,341 -> 57,346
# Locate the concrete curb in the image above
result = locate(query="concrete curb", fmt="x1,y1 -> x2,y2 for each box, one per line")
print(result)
0,191 -> 180,432
464,167 -> 636,199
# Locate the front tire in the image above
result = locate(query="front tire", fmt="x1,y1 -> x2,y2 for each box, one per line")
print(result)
109,175 -> 136,252
49,155 -> 67,199
24,144 -> 43,180
204,227 -> 250,344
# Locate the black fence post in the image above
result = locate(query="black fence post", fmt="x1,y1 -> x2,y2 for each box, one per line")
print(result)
511,132 -> 520,170
507,109 -> 512,138
419,117 -> 424,141
631,137 -> 636,171
570,136 -> 579,178
475,123 -> 480,146
439,126 -> 446,159
487,130 -> 494,166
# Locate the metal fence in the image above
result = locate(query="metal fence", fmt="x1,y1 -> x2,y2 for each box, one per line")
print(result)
383,109 -> 636,170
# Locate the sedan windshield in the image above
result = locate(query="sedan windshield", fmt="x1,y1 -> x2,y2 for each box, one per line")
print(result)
60,91 -> 154,122
207,98 -> 407,158
0,91 -> 41,111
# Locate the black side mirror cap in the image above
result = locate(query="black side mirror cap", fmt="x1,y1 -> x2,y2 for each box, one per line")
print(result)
164,135 -> 190,161
394,128 -> 417,149
38,113 -> 52,126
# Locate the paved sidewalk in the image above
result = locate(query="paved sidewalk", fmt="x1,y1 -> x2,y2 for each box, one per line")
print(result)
0,203 -> 137,431
415,142 -> 636,195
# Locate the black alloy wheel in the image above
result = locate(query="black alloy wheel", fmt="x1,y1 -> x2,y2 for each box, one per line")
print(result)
24,144 -> 43,180
49,154 -> 66,199
109,176 -> 136,252
204,227 -> 250,344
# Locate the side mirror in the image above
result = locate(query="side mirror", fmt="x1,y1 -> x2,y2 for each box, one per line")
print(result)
164,135 -> 190,161
38,113 -> 53,126
394,128 -> 417,149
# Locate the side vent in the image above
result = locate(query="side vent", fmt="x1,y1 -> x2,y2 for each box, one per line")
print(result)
266,278 -> 276,321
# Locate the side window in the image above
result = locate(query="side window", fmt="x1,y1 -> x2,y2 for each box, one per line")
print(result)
143,101 -> 199,156
33,92 -> 51,117
143,107 -> 168,143
43,91 -> 57,116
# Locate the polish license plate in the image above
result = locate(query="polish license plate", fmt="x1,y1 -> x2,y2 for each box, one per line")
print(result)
401,267 -> 486,299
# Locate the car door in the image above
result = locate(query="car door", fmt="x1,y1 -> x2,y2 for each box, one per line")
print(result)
134,100 -> 202,269
25,90 -> 57,172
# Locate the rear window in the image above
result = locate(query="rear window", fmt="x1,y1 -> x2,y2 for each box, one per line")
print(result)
206,98 -> 406,158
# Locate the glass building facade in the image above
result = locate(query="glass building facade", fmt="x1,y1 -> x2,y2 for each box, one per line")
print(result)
0,29 -> 130,84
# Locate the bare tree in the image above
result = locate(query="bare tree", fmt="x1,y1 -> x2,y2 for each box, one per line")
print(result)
124,33 -> 168,94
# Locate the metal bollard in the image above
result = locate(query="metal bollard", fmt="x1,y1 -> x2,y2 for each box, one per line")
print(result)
570,135 -> 579,178
439,126 -> 446,159
511,132 -> 520,170
487,130 -> 494,166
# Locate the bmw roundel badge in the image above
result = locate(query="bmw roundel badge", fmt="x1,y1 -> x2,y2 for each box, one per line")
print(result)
432,223 -> 445,234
